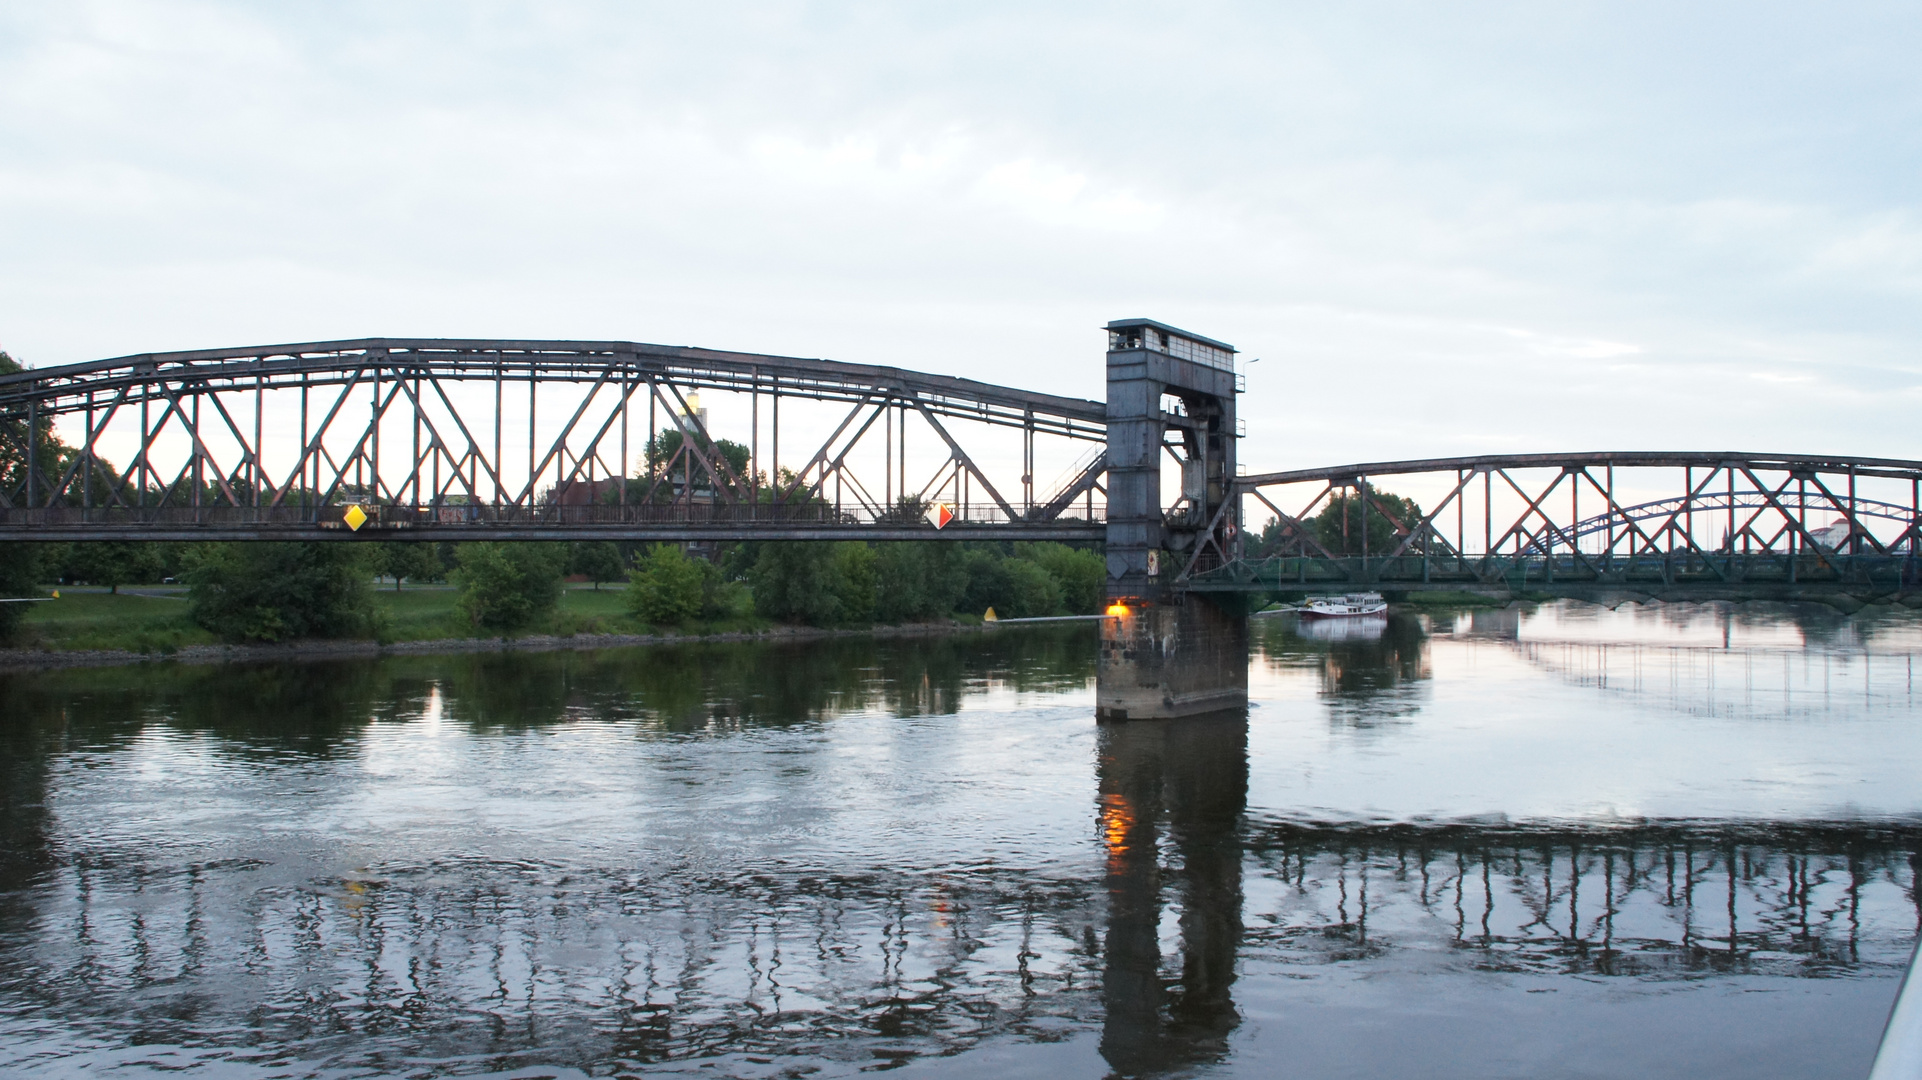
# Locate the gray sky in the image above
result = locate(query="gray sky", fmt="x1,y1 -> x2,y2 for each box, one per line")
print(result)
2,1 -> 1918,475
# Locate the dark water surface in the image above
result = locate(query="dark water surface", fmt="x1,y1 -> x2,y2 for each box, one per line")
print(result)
2,602 -> 1920,1079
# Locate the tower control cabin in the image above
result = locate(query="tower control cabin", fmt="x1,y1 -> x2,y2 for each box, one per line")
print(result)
1103,319 -> 1241,596
1099,319 -> 1250,721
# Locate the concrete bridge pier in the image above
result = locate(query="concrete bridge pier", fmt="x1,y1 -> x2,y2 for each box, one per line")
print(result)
1097,319 -> 1248,720
1096,595 -> 1249,721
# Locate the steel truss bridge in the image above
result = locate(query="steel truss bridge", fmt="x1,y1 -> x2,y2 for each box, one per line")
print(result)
0,338 -> 1109,542
1198,452 -> 1922,599
2,336 -> 1919,598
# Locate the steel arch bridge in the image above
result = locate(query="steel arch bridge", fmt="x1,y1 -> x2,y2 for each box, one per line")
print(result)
1201,452 -> 1922,599
3,332 -> 1919,599
0,337 -> 1109,542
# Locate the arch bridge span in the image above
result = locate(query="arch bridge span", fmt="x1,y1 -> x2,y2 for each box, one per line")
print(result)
1199,451 -> 1922,599
0,337 -> 1109,542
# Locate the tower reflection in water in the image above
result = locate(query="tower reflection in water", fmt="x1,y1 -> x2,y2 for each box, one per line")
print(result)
1097,710 -> 1248,1076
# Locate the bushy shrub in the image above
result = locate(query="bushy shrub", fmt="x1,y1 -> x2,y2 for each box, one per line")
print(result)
185,543 -> 375,643
626,544 -> 707,624
706,579 -> 752,620
452,542 -> 566,632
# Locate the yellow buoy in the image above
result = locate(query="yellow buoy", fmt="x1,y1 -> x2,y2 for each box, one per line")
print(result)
983,607 -> 998,622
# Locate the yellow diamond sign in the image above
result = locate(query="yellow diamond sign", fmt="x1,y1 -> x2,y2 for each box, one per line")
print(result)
342,504 -> 368,531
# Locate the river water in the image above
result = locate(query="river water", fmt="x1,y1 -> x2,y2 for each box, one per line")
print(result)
2,601 -> 1919,1079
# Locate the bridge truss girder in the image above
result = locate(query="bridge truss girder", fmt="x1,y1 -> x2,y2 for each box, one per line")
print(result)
0,338 -> 1110,542
1195,452 -> 1922,595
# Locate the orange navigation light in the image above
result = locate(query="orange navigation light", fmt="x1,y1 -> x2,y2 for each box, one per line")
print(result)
1099,790 -> 1139,876
1099,792 -> 1136,856
1105,602 -> 1129,618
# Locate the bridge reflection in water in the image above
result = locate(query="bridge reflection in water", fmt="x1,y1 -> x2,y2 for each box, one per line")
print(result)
1259,601 -> 1922,725
1093,707 -> 1918,1077
0,625 -> 1918,1076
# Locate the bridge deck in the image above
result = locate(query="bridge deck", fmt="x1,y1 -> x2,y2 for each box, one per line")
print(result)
1,502 -> 1105,543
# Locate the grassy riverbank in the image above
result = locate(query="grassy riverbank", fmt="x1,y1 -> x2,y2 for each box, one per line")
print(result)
11,584 -> 775,655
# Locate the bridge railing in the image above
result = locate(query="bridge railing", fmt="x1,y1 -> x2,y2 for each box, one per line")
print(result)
0,501 -> 1105,536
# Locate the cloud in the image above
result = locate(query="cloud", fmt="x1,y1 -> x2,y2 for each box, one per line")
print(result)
1,1 -> 1918,468
971,158 -> 1164,231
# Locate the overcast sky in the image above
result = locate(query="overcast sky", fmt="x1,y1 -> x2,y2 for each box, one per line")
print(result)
2,1 -> 1918,474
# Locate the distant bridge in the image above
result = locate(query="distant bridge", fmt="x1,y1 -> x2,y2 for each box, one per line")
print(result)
3,332 -> 1919,599
1198,452 -> 1922,600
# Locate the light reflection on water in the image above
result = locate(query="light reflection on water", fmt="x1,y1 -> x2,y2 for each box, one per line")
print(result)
0,603 -> 1918,1079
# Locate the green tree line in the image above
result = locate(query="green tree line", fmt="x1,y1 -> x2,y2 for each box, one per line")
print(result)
0,536 -> 1105,645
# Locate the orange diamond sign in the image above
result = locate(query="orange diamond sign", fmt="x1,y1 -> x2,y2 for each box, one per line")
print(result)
343,504 -> 369,531
929,503 -> 955,529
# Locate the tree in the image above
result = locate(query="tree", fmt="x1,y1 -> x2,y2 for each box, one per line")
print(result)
1003,559 -> 1061,619
371,542 -> 443,591
184,543 -> 374,643
0,542 -> 45,642
626,544 -> 707,624
569,541 -> 626,590
65,542 -> 164,593
1015,542 -> 1106,614
452,543 -> 566,632
1312,487 -> 1424,556
872,542 -> 967,623
749,542 -> 857,626
645,430 -> 750,477
640,430 -> 753,499
959,547 -> 1014,618
833,542 -> 877,624
0,352 -> 80,506
1251,515 -> 1303,558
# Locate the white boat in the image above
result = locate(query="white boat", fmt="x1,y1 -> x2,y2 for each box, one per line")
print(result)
1295,615 -> 1388,642
1298,592 -> 1388,618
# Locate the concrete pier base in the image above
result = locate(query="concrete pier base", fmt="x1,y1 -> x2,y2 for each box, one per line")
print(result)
1096,595 -> 1249,721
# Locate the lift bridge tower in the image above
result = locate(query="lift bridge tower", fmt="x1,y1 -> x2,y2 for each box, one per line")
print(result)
1098,319 -> 1250,720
